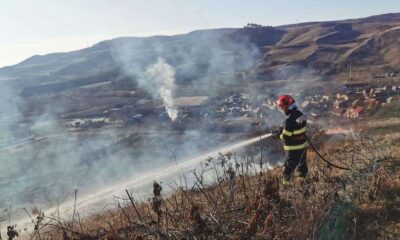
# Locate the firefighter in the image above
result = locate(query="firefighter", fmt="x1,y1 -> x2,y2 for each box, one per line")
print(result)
273,95 -> 308,185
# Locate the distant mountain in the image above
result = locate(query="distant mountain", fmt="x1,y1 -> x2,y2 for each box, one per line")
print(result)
0,27 -> 285,96
256,13 -> 400,79
1,13 -> 400,96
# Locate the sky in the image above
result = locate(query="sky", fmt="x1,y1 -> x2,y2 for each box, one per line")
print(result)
0,0 -> 399,67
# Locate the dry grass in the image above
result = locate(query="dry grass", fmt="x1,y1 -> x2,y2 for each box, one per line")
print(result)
21,134 -> 400,240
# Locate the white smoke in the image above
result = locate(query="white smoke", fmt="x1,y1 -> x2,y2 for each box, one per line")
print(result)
144,57 -> 178,121
0,28 -> 265,227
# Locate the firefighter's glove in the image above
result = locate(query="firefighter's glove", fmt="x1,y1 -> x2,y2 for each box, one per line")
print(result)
272,127 -> 283,139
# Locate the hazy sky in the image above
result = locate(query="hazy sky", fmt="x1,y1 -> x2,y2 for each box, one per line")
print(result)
1,0 -> 399,67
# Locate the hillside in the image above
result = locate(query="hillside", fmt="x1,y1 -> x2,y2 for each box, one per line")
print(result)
255,13 -> 400,80
0,27 -> 284,96
1,13 -> 400,239
25,126 -> 400,239
1,13 -> 400,97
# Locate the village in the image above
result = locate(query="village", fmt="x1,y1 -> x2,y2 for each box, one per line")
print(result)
64,76 -> 400,131
302,81 -> 400,119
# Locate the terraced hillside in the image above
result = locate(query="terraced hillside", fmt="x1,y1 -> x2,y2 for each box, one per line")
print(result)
255,13 -> 400,80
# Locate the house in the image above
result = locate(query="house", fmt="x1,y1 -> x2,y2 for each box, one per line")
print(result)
344,107 -> 363,118
364,98 -> 380,109
333,100 -> 348,109
336,93 -> 349,101
331,108 -> 345,116
71,118 -> 110,128
351,100 -> 360,107
225,93 -> 251,104
369,88 -> 376,97
362,89 -> 371,97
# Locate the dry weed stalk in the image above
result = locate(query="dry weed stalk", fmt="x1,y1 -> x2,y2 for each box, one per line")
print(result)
21,136 -> 398,239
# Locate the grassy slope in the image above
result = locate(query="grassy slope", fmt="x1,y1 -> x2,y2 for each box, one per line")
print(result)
27,121 -> 400,240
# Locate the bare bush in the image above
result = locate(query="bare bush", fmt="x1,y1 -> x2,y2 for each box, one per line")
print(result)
13,135 -> 399,239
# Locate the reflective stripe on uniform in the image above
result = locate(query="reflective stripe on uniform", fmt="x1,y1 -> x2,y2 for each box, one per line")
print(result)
280,134 -> 284,140
283,142 -> 308,151
293,127 -> 307,135
282,129 -> 293,136
282,127 -> 307,136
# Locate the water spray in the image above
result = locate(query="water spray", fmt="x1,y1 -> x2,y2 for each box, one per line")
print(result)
15,133 -> 273,229
66,133 -> 273,210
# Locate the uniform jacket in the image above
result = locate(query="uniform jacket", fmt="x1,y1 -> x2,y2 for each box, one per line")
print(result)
279,108 -> 308,151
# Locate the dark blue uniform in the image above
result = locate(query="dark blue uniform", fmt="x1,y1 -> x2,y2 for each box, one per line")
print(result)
279,108 -> 308,180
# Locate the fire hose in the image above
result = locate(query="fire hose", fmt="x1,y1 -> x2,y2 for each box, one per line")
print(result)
270,128 -> 350,170
305,135 -> 351,170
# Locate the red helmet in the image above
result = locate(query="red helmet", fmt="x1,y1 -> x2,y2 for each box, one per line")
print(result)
276,95 -> 296,112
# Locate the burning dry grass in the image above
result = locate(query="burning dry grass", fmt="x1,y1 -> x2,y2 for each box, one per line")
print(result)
20,136 -> 400,239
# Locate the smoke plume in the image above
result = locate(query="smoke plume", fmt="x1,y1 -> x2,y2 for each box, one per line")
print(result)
0,28 -> 270,230
143,57 -> 178,121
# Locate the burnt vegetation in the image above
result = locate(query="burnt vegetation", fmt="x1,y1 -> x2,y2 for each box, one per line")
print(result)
13,131 -> 399,240
2,12 -> 400,240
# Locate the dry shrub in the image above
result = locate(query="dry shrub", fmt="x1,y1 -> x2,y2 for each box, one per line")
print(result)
23,137 -> 399,239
